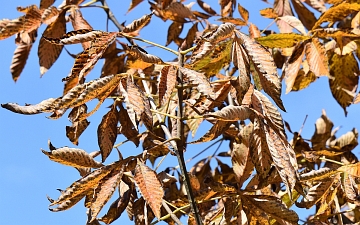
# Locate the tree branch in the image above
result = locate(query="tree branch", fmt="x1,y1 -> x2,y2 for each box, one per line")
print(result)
176,53 -> 203,225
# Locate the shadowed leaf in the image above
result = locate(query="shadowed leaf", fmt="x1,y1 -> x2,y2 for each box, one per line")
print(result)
38,9 -> 66,75
98,105 -> 118,162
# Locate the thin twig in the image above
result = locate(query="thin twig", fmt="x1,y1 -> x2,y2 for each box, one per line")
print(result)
161,199 -> 184,225
319,157 -> 344,166
120,33 -> 179,55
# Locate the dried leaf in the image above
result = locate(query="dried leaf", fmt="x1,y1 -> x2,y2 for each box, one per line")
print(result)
42,144 -> 103,168
38,9 -> 66,75
274,0 -> 294,33
99,188 -> 131,224
11,31 -> 36,82
252,90 -> 286,137
278,15 -> 307,35
305,38 -> 330,77
134,161 -> 163,218
217,17 -> 246,26
127,0 -> 144,13
66,105 -> 90,145
50,190 -> 90,212
0,5 -> 41,40
300,167 -> 339,182
189,121 -> 231,144
179,67 -> 216,99
260,8 -> 278,19
69,9 -> 93,49
206,105 -> 254,121
50,161 -> 121,207
40,0 -> 55,9
249,116 -> 273,179
166,22 -> 183,46
90,167 -> 124,222
329,53 -> 359,115
197,0 -> 217,15
126,77 -> 153,130
313,2 -> 360,29
98,106 -> 118,162
158,65 -> 177,107
231,137 -> 254,186
118,103 -> 140,147
242,195 -> 299,224
1,98 -> 56,115
207,23 -> 235,44
237,3 -> 249,23
163,2 -> 195,22
43,29 -> 103,45
283,41 -> 306,93
236,31 -> 285,111
123,13 -> 152,34
311,110 -> 334,150
290,0 -> 317,30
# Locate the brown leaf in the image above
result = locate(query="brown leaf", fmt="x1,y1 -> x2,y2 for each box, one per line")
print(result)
274,0 -> 294,33
43,29 -> 103,46
42,143 -> 103,168
242,195 -> 299,224
127,0 -> 144,14
63,32 -> 118,93
65,74 -> 123,109
0,5 -> 42,40
277,16 -> 307,35
197,0 -> 217,15
329,53 -> 359,115
300,167 -> 339,182
236,31 -> 285,111
99,188 -> 131,224
189,121 -> 231,144
38,9 -> 66,75
123,13 -> 152,34
237,3 -> 249,23
313,2 -> 360,29
158,65 -> 177,107
1,98 -> 56,115
40,0 -> 55,9
232,35 -> 250,81
50,189 -> 90,212
163,2 -> 195,22
249,116 -> 273,179
50,161 -> 122,207
98,105 -> 118,162
264,122 -> 299,196
10,31 -> 36,82
41,6 -> 59,25
259,8 -> 278,19
126,46 -> 164,69
283,41 -> 306,93
205,105 -> 254,121
134,161 -> 163,218
90,166 -> 124,222
217,17 -> 246,26
179,67 -> 216,99
166,22 -> 183,46
126,77 -> 153,130
208,23 -> 235,44
118,103 -> 140,147
181,22 -> 198,50
330,128 -> 358,152
305,38 -> 330,77
252,89 -> 286,138
311,110 -> 334,150
231,137 -> 254,186
66,105 -> 90,145
69,9 -> 93,50
290,0 -> 316,30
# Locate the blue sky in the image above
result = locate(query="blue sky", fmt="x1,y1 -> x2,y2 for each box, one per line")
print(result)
0,0 -> 359,224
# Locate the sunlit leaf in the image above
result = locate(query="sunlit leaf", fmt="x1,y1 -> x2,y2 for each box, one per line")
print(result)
134,161 -> 163,218
256,33 -> 309,48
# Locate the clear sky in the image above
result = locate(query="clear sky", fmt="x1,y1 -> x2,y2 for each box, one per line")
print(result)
0,0 -> 359,224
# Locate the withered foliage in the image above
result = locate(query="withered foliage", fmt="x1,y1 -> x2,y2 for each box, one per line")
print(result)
1,0 -> 360,224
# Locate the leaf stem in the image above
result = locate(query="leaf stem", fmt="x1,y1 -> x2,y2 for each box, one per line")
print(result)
120,33 -> 179,55
319,157 -> 344,166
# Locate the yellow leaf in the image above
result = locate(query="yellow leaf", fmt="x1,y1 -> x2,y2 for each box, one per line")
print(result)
256,33 -> 310,48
